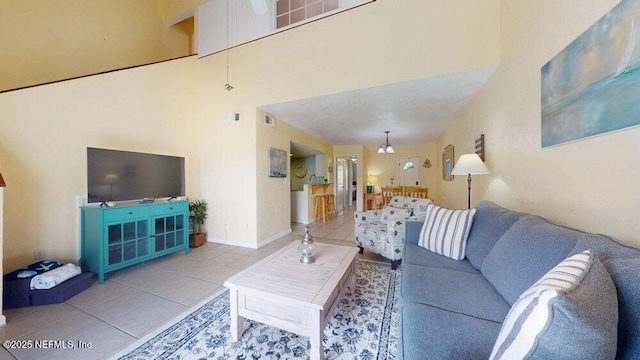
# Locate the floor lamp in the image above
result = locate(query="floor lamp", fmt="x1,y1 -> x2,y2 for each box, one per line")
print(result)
451,154 -> 490,209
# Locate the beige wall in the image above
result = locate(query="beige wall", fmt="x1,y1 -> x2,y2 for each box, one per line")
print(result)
364,142 -> 440,203
438,0 -> 640,246
0,0 -> 194,92
0,0 -> 500,268
195,0 -> 500,246
2,0 -> 636,272
256,113 -> 334,244
0,57 -> 199,271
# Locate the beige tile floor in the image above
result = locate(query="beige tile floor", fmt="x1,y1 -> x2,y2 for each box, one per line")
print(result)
0,206 -> 387,360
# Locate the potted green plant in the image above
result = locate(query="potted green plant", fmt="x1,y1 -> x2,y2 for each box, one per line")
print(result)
189,199 -> 208,248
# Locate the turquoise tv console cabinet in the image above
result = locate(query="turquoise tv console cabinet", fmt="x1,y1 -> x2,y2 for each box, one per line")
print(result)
81,200 -> 190,283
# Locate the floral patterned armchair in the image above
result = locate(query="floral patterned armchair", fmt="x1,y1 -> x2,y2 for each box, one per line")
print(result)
354,196 -> 432,269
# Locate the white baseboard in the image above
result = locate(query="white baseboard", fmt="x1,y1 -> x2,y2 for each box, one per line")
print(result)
206,237 -> 258,249
207,228 -> 292,249
256,228 -> 292,248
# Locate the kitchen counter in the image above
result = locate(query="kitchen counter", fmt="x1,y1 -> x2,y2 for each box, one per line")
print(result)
291,183 -> 333,224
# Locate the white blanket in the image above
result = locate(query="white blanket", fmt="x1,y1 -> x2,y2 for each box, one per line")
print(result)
30,263 -> 82,290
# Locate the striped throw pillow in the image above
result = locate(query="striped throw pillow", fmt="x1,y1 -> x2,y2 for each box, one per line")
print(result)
490,250 -> 618,359
418,204 -> 476,260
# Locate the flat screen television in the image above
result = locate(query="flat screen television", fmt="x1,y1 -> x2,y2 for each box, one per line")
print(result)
87,147 -> 185,203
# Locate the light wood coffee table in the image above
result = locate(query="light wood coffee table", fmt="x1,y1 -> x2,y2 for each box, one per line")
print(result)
224,240 -> 358,360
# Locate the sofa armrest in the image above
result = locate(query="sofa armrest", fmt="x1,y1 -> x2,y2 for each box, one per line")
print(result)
404,221 -> 423,245
354,210 -> 382,227
386,214 -> 419,245
382,215 -> 411,261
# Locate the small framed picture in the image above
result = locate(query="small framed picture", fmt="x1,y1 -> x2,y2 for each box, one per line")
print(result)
442,144 -> 454,181
269,147 -> 287,178
475,134 -> 485,161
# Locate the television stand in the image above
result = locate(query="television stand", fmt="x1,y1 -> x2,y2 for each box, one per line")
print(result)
81,200 -> 189,283
138,198 -> 156,204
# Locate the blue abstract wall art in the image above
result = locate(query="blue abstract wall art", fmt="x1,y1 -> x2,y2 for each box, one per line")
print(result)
541,0 -> 640,147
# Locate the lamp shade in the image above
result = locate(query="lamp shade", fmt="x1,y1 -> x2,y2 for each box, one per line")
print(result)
451,154 -> 489,175
367,175 -> 378,184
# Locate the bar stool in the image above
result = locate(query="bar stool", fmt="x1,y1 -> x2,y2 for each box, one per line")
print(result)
314,195 -> 328,223
325,194 -> 336,221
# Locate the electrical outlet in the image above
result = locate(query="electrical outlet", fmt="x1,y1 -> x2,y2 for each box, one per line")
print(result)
34,248 -> 45,260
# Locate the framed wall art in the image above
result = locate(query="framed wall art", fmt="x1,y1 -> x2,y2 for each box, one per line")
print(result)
475,134 -> 485,161
268,147 -> 287,178
442,144 -> 454,181
541,0 -> 640,147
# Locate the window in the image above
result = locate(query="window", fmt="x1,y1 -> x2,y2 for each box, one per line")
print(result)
398,156 -> 419,186
277,0 -> 339,29
403,162 -> 415,170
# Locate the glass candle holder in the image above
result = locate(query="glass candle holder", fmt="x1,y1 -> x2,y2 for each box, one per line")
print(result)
298,226 -> 318,264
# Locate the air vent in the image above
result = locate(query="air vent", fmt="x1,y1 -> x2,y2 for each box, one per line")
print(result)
226,112 -> 241,123
264,114 -> 275,127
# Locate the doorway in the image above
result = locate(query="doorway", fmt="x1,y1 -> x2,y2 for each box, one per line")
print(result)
335,155 -> 358,212
398,156 -> 420,186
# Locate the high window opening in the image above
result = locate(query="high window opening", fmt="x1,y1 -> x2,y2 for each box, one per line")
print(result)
198,0 -> 373,58
276,0 -> 339,29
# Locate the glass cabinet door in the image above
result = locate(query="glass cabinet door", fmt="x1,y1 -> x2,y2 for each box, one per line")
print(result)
154,214 -> 186,253
106,219 -> 149,267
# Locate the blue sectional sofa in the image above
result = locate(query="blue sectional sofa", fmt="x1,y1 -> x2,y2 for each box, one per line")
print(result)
398,201 -> 640,359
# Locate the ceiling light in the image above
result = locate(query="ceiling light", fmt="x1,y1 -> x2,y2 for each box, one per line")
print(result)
378,131 -> 394,154
224,0 -> 233,91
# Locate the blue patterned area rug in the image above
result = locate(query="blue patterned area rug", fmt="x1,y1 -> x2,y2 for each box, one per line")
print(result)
114,260 -> 400,360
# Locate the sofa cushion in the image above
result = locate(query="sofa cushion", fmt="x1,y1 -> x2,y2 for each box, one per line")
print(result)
403,243 -> 479,274
489,250 -> 618,360
466,201 -> 524,270
398,302 -> 502,360
481,215 -> 584,304
400,264 -> 511,322
418,204 -> 476,260
571,236 -> 640,360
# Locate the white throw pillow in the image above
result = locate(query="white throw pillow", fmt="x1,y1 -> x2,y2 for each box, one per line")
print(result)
489,250 -> 618,360
418,203 -> 476,260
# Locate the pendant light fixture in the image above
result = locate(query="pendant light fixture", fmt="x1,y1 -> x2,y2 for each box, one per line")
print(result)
224,0 -> 233,91
378,131 -> 395,154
